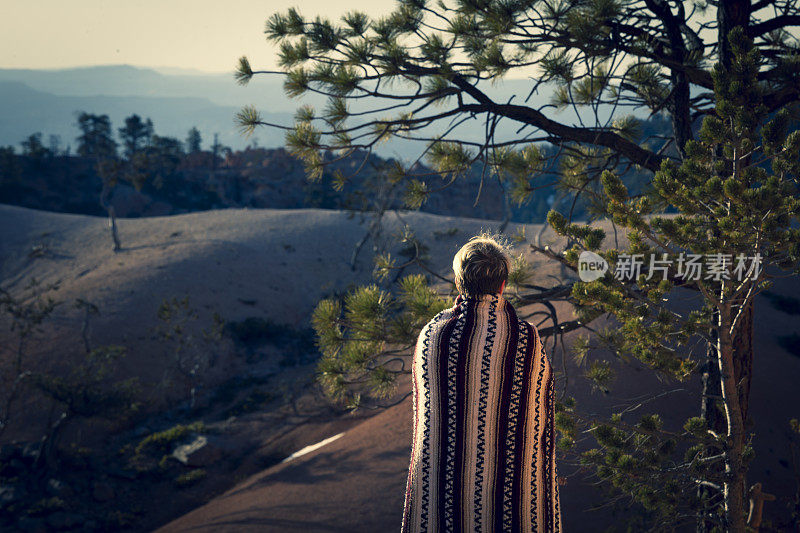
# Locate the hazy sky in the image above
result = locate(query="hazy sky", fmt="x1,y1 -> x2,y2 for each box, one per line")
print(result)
1,0 -> 394,73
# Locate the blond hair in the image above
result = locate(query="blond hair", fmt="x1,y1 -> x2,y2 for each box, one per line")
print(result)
452,233 -> 511,297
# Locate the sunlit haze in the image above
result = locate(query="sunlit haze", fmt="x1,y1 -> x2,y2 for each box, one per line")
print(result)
1,0 -> 394,73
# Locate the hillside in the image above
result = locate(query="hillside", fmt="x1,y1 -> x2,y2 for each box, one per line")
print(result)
1,204 -> 799,530
157,241 -> 800,532
0,202 -> 565,530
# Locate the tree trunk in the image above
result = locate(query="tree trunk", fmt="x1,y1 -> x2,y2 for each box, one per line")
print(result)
731,299 -> 753,424
718,0 -> 752,68
718,304 -> 748,532
698,318 -> 725,532
100,180 -> 122,252
498,191 -> 511,234
107,204 -> 121,252
696,302 -> 754,531
643,0 -> 693,156
668,70 -> 692,158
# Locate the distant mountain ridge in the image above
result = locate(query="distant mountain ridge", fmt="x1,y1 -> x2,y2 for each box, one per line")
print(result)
0,65 -> 321,111
0,64 -> 640,160
0,79 -> 292,152
0,65 -> 561,157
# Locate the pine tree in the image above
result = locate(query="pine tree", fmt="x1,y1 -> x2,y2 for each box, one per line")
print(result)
0,146 -> 20,188
544,29 -> 800,531
137,135 -> 185,190
20,133 -> 49,159
186,127 -> 202,153
48,134 -> 62,157
76,112 -> 122,251
75,112 -> 117,159
211,133 -> 223,173
118,114 -> 154,160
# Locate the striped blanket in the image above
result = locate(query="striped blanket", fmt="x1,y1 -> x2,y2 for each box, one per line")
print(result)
401,292 -> 562,532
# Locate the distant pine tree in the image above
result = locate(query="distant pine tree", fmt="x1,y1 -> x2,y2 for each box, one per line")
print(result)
186,127 -> 202,153
77,112 -> 121,250
76,112 -> 117,159
20,133 -> 49,159
118,114 -> 154,160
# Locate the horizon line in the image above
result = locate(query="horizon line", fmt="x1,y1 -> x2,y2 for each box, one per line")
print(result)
0,62 -> 537,81
0,63 -> 236,76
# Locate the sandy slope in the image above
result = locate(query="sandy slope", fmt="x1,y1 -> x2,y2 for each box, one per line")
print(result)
150,209 -> 800,531
0,204 -> 542,437
2,204 -> 799,530
158,396 -> 414,532
0,204 -> 548,329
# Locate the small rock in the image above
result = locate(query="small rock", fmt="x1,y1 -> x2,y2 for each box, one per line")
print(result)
16,516 -> 48,533
46,478 -> 73,497
172,435 -> 224,467
92,481 -> 114,502
46,478 -> 63,493
46,511 -> 84,530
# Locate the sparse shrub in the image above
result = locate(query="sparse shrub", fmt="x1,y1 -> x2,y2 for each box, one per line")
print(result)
117,443 -> 133,456
154,295 -> 226,408
106,510 -> 138,529
31,341 -> 141,470
158,454 -> 173,471
26,497 -> 66,516
130,421 -> 207,473
175,468 -> 207,487
433,227 -> 458,240
33,345 -> 141,419
66,443 -> 92,458
224,389 -> 274,417
0,277 -> 60,440
134,421 -> 206,459
206,374 -> 273,409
